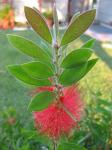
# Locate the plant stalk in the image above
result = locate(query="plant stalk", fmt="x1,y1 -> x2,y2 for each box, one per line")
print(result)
53,140 -> 58,150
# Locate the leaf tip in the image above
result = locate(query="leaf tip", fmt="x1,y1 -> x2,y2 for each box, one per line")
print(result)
6,65 -> 10,71
88,9 -> 96,14
24,6 -> 29,12
94,58 -> 99,62
89,9 -> 96,18
24,6 -> 33,17
6,65 -> 14,75
27,103 -> 32,112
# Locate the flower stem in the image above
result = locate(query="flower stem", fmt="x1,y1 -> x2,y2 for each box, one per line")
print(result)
53,139 -> 58,150
52,40 -> 61,99
52,0 -> 62,100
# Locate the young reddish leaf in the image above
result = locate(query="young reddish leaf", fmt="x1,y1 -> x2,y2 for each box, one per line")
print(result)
21,61 -> 54,79
28,91 -> 54,111
61,48 -> 92,68
7,34 -> 51,62
61,9 -> 96,46
58,143 -> 86,150
59,63 -> 87,86
8,65 -> 51,86
82,38 -> 95,48
24,6 -> 52,44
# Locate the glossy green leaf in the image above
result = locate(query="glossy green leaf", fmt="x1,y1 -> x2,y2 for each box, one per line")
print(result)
61,9 -> 96,46
24,6 -> 52,44
28,91 -> 54,111
21,61 -> 54,79
70,12 -> 80,25
59,63 -> 87,86
84,58 -> 98,75
39,40 -> 52,57
61,48 -> 92,68
58,143 -> 86,150
7,34 -> 51,62
82,38 -> 95,48
8,65 -> 51,86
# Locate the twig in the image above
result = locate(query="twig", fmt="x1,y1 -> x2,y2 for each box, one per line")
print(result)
78,132 -> 92,144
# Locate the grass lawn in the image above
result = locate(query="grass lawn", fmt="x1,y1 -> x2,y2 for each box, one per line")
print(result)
0,29 -> 112,125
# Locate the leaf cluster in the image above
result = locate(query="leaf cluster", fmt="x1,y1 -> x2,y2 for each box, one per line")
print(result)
7,6 -> 98,113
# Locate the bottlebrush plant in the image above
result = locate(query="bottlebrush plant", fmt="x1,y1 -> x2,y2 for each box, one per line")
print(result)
7,1 -> 98,149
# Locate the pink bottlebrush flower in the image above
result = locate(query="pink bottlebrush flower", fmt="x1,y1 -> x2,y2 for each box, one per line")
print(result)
33,86 -> 84,140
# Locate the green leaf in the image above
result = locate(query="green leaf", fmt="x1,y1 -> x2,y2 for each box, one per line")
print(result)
24,6 -> 52,44
59,63 -> 87,86
28,91 -> 54,111
53,1 -> 59,37
61,48 -> 92,68
8,65 -> 51,86
21,61 -> 54,79
61,9 -> 96,46
20,145 -> 29,150
35,133 -> 52,147
82,39 -> 95,48
40,40 -> 52,57
58,143 -> 86,150
7,34 -> 51,62
70,12 -> 80,25
84,58 -> 98,75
